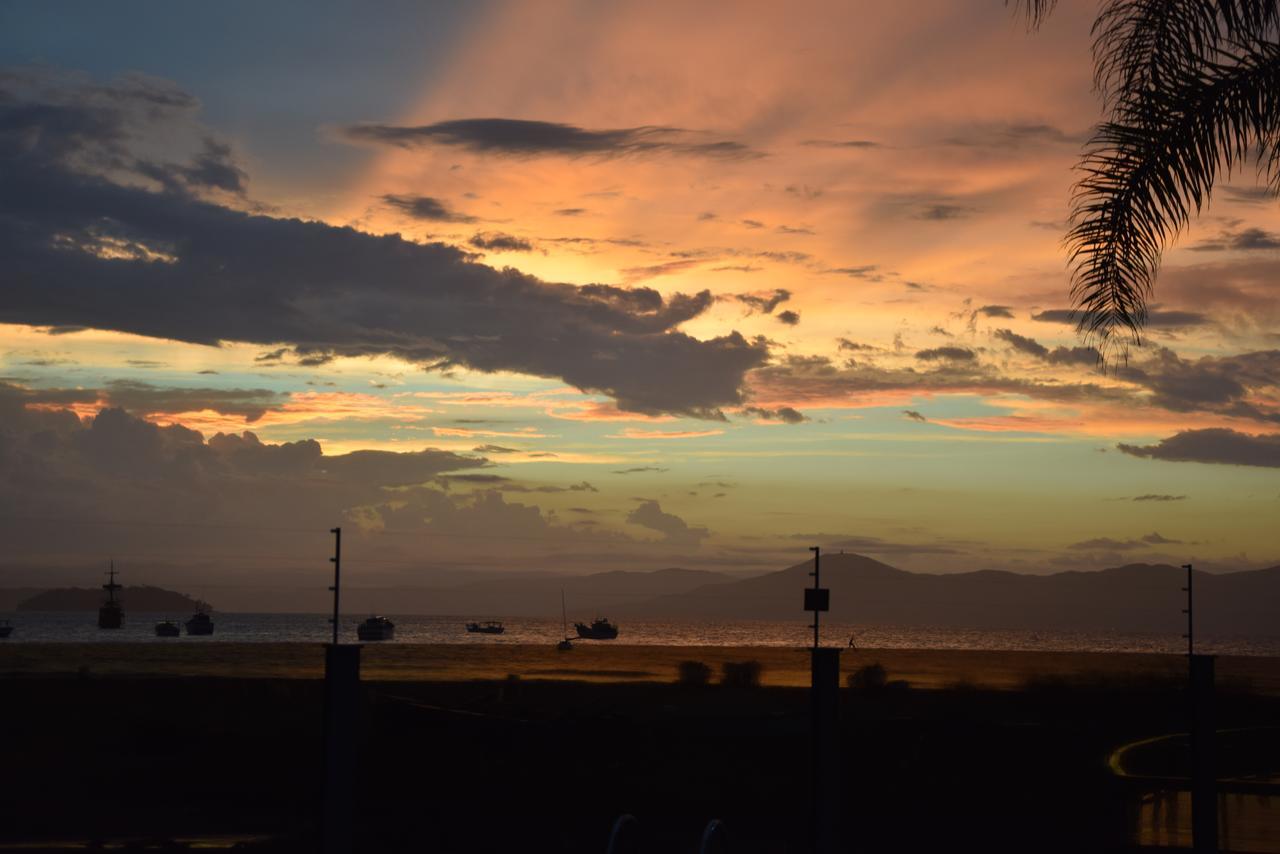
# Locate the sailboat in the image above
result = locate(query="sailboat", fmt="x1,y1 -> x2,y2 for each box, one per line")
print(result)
98,560 -> 124,629
557,589 -> 573,651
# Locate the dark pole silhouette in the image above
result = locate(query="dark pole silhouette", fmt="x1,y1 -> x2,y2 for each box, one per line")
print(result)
804,546 -> 838,854
806,546 -> 826,650
1182,563 -> 1193,658
329,527 -> 341,646
1181,563 -> 1218,853
322,526 -> 359,854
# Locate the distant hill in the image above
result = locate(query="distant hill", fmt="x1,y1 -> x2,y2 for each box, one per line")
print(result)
614,554 -> 1280,637
17,586 -> 212,613
0,588 -> 43,611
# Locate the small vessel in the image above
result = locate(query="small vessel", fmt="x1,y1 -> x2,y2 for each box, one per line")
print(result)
465,620 -> 505,634
557,589 -> 572,651
185,611 -> 215,636
0,620 -> 12,639
357,615 -> 395,641
98,560 -> 124,630
575,616 -> 619,640
155,620 -> 180,637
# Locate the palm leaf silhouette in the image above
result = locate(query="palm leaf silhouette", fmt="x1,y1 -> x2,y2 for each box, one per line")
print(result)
1013,1 -> 1280,353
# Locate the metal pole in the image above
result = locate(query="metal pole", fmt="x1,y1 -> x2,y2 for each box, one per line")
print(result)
1182,563 -> 1193,658
330,527 -> 342,646
810,546 -> 820,650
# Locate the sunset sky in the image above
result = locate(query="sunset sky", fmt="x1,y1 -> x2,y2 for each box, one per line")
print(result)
2,1 -> 1277,588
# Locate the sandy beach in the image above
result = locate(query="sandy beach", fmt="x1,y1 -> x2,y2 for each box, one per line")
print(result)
5,641 -> 1280,693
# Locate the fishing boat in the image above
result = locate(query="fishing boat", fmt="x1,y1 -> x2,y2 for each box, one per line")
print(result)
357,615 -> 395,641
0,620 -> 12,639
556,589 -> 572,651
574,616 -> 619,640
154,620 -> 180,637
465,620 -> 505,634
185,611 -> 215,636
98,560 -> 124,630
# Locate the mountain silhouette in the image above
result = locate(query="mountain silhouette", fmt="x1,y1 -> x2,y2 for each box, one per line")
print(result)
614,553 -> 1280,636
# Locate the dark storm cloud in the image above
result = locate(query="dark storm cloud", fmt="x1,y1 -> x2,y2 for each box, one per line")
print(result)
993,328 -> 1049,358
993,329 -> 1100,367
626,500 -> 709,548
733,288 -> 791,315
342,117 -> 761,160
836,338 -> 874,352
468,231 -> 534,252
915,204 -> 976,221
381,193 -> 476,223
1068,532 -> 1182,551
1221,185 -> 1275,203
942,122 -> 1079,148
915,347 -> 976,362
741,405 -> 807,423
439,473 -> 598,493
0,70 -> 770,419
825,266 -> 881,279
1031,308 -> 1210,328
776,310 -> 800,326
3,380 -> 283,421
0,395 -> 487,558
1117,429 -> 1280,467
976,305 -> 1015,319
800,139 -> 879,149
1189,226 -> 1280,252
1068,537 -> 1147,551
1115,349 -> 1280,420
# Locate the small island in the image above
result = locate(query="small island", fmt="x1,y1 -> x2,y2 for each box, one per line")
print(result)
17,585 -> 212,613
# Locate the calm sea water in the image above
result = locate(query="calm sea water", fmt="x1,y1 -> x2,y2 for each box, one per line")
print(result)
2,611 -> 1278,656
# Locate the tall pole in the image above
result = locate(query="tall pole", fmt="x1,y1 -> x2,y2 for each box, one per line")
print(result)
330,527 -> 342,646
810,546 -> 821,650
1182,563 -> 1193,658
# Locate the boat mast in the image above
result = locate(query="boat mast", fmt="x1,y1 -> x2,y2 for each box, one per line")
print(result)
103,559 -> 121,603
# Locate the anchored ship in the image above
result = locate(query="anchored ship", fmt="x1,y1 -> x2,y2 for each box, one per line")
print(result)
574,616 -> 619,640
98,561 -> 124,630
357,615 -> 395,641
185,610 -> 215,636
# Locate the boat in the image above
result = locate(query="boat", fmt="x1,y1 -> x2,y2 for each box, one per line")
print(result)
575,617 -> 619,640
556,589 -> 572,651
98,560 -> 124,629
185,611 -> 215,636
465,620 -> 505,634
357,615 -> 395,641
0,620 -> 12,639
154,620 -> 180,637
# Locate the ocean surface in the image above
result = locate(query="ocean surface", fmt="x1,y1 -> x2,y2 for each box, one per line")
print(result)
2,611 -> 1278,656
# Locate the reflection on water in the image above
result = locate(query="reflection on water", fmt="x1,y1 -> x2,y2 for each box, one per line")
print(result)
1134,790 -> 1279,853
2,611 -> 1279,655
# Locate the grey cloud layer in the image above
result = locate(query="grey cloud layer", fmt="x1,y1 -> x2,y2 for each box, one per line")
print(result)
1118,429 -> 1280,468
0,70 -> 768,418
343,117 -> 761,160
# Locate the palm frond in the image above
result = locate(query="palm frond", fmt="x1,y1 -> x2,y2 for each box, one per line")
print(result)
1068,40 -> 1280,349
1009,0 -> 1059,29
1092,1 -> 1280,105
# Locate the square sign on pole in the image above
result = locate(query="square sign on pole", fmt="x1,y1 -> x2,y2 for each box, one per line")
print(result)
804,587 -> 830,612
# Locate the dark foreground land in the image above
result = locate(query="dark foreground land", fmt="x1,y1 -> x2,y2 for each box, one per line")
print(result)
2,646 -> 1279,853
